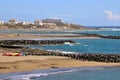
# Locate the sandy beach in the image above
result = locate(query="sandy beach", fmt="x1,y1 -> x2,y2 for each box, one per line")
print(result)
0,33 -> 99,40
0,53 -> 120,74
0,29 -> 99,40
0,32 -> 119,74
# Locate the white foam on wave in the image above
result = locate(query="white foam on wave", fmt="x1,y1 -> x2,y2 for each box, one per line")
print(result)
47,49 -> 76,54
112,28 -> 120,31
61,51 -> 75,54
99,28 -> 120,31
3,73 -> 48,80
48,69 -> 79,75
2,67 -> 104,80
64,42 -> 81,46
64,42 -> 74,46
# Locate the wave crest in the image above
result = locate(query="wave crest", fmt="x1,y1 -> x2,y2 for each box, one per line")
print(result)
2,67 -> 104,80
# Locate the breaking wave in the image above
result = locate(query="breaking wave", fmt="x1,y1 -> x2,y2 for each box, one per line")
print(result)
1,67 -> 104,80
99,28 -> 120,31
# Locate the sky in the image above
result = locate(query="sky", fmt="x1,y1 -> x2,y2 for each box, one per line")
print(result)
0,0 -> 120,26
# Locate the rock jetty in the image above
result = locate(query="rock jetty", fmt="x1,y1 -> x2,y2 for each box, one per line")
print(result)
74,33 -> 120,39
0,40 -> 75,47
23,49 -> 120,63
0,39 -> 120,63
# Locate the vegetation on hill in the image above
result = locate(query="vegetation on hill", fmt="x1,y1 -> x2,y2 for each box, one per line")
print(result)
0,22 -> 84,29
56,22 -> 84,29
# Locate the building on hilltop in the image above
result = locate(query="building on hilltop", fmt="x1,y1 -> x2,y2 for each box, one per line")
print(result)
43,23 -> 56,28
34,20 -> 43,26
22,21 -> 32,25
8,19 -> 18,24
42,18 -> 62,23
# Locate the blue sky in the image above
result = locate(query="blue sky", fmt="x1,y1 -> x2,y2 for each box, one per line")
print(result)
0,0 -> 120,26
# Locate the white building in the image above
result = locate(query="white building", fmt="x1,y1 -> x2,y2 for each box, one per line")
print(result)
34,20 -> 43,26
0,20 -> 4,25
22,21 -> 32,25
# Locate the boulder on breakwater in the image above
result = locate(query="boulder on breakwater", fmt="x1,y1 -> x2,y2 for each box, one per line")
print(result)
0,39 -> 75,47
74,33 -> 120,39
0,39 -> 120,63
24,49 -> 120,63
69,54 -> 120,63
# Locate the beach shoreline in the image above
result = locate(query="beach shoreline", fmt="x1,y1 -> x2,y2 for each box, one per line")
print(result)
0,31 -> 119,74
0,33 -> 99,40
0,53 -> 120,74
0,29 -> 100,40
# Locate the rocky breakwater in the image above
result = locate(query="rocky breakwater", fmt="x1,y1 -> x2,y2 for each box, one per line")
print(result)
0,39 -> 75,47
99,35 -> 120,39
69,54 -> 120,63
24,49 -> 120,63
74,33 -> 120,39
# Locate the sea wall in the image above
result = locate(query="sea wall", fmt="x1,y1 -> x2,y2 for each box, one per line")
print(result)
99,35 -> 120,39
24,49 -> 120,63
74,33 -> 120,39
0,39 -> 120,63
0,40 -> 75,46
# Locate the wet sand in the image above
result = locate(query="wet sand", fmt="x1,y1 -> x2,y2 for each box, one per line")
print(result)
0,54 -> 120,74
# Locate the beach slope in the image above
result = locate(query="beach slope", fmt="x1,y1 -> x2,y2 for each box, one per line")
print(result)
0,55 -> 120,74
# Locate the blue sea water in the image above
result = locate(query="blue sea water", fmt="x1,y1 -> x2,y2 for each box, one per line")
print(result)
1,29 -> 120,80
0,66 -> 120,80
29,39 -> 120,54
33,66 -> 120,80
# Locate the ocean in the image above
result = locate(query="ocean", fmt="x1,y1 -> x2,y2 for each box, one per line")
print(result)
0,28 -> 120,80
30,38 -> 120,54
1,66 -> 120,80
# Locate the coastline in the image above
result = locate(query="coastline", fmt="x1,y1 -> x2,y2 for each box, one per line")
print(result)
0,54 -> 120,74
0,33 -> 99,40
0,29 -> 100,40
1,66 -> 120,80
0,32 -> 119,74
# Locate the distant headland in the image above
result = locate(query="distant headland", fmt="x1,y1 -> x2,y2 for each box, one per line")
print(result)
0,18 -> 86,30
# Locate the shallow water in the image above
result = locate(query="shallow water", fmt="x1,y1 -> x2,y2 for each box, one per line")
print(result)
0,66 -> 120,80
37,67 -> 120,80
